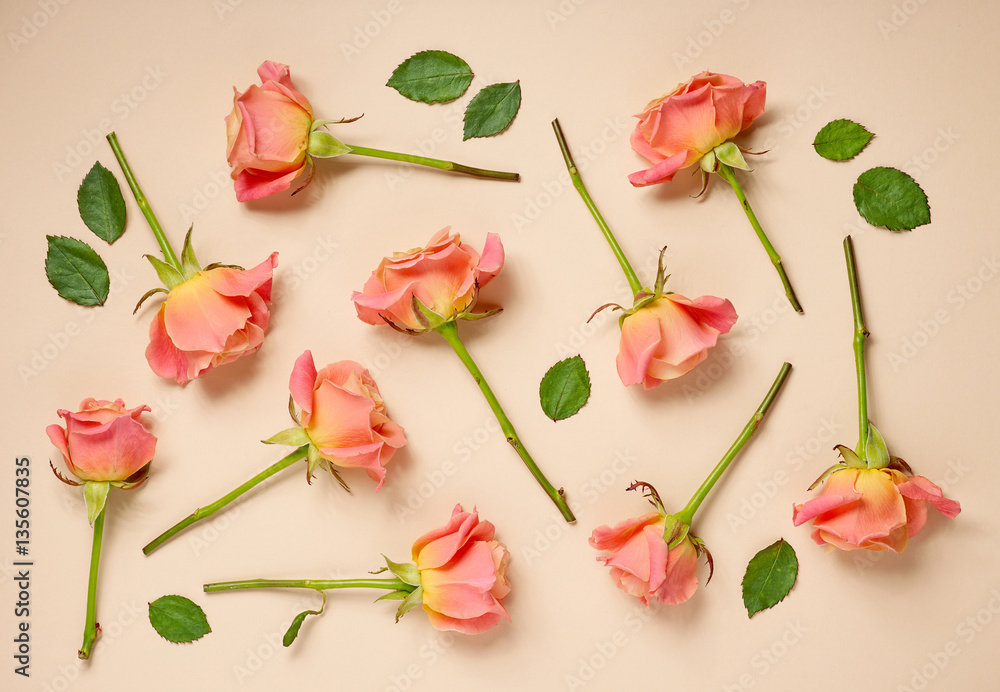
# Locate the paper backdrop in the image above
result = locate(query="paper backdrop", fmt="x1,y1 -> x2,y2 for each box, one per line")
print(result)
3,1 -> 998,690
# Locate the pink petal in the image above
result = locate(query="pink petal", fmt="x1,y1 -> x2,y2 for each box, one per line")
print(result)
616,311 -> 662,387
421,542 -> 501,618
667,294 -> 738,334
792,494 -> 858,526
289,350 -> 318,422
653,538 -> 699,605
307,380 -> 376,450
628,150 -> 689,187
205,253 -> 277,298
234,165 -> 309,202
814,470 -> 907,547
423,605 -> 508,634
162,276 -> 251,352
145,306 -> 211,384
476,233 -> 504,287
589,512 -> 664,553
413,508 -> 490,569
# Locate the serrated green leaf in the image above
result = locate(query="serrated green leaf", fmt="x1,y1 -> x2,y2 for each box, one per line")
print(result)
539,356 -> 591,421
387,50 -> 474,104
78,162 -> 126,243
463,82 -> 521,140
853,166 -> 930,231
813,119 -> 874,161
742,539 -> 798,618
44,236 -> 111,306
148,595 -> 212,643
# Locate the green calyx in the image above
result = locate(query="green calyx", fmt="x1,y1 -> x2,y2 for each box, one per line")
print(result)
377,556 -> 422,622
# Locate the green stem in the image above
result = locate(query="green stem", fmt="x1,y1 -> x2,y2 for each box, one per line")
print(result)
715,163 -> 803,314
78,505 -> 106,659
143,446 -> 308,556
106,132 -> 181,270
345,144 -> 520,182
435,321 -> 576,523
551,119 -> 643,298
844,236 -> 870,453
675,362 -> 792,525
203,577 -> 414,593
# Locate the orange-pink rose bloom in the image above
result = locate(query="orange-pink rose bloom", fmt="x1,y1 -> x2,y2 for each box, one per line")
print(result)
590,512 -> 699,607
412,504 -> 511,634
351,227 -> 504,333
226,61 -> 314,202
290,350 -> 406,489
146,253 -> 278,384
46,398 -> 157,483
629,71 -> 766,187
792,467 -> 961,552
617,293 -> 737,388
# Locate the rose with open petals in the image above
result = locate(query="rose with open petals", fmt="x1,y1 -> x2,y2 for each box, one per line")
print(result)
146,253 -> 278,384
629,71 -> 766,187
351,228 -> 504,333
793,467 -> 960,552
617,293 -> 737,389
590,512 -> 700,607
226,61 -> 315,201
47,398 -> 156,484
289,350 -> 405,489
412,504 -> 511,634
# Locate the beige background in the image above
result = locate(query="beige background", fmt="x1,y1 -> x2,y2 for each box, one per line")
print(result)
3,1 -> 999,690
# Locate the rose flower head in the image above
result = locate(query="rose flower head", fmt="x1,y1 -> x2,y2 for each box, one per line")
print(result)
629,70 -> 765,187
265,350 -> 406,489
352,227 -> 505,334
793,425 -> 961,553
137,228 -> 277,384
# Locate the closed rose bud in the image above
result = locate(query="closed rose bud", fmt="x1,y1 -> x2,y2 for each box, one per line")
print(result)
590,512 -> 700,607
351,227 -> 504,333
629,71 -> 765,187
412,504 -> 511,634
47,398 -> 156,484
145,252 -> 278,384
617,293 -> 737,389
226,61 -> 315,201
793,466 -> 960,553
289,350 -> 406,488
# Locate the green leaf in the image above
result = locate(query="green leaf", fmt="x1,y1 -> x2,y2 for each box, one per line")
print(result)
44,236 -> 110,306
463,82 -> 521,140
813,119 -> 875,161
853,166 -> 930,231
283,592 -> 326,647
539,356 -> 592,421
742,539 -> 799,618
148,595 -> 212,643
77,162 -> 126,244
145,254 -> 184,290
83,481 -> 110,526
387,50 -> 474,104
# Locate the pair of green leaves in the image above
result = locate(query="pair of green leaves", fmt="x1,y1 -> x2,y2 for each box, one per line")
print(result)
386,50 -> 522,140
45,162 -> 128,306
813,119 -> 930,231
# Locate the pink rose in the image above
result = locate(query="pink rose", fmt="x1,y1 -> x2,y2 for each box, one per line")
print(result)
351,227 -> 504,333
47,398 -> 156,484
793,467 -> 960,552
617,293 -> 737,389
146,253 -> 278,384
590,512 -> 700,607
226,61 -> 315,202
289,350 -> 406,489
412,504 -> 511,634
629,71 -> 766,187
